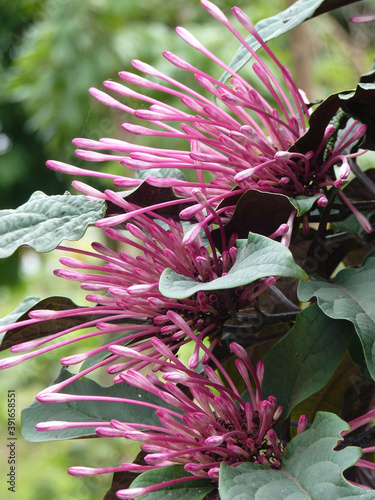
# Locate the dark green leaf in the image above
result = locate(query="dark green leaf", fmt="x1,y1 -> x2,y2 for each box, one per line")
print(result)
339,83 -> 375,150
290,93 -> 341,158
262,303 -> 354,418
128,465 -> 215,500
21,368 -> 180,442
298,257 -> 375,380
0,191 -> 106,257
0,296 -> 97,352
160,232 -> 307,299
220,0 -> 360,84
293,84 -> 375,159
219,412 -> 373,499
212,190 -> 295,250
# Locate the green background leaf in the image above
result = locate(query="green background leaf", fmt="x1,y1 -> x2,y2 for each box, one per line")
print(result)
0,191 -> 106,257
219,412 -> 373,499
219,0 -> 360,84
21,369 -> 180,442
0,296 -> 40,328
262,303 -> 354,418
129,465 -> 215,500
298,257 -> 375,380
160,232 -> 307,299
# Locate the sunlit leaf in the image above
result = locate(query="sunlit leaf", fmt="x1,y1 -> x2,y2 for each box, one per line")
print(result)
160,232 -> 307,299
0,191 -> 106,257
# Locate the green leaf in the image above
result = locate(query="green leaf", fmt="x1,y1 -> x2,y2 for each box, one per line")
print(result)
0,191 -> 106,257
289,195 -> 320,217
0,296 -> 97,352
128,465 -> 215,500
298,257 -> 375,380
262,303 -> 354,418
135,167 -> 186,182
160,232 -> 307,299
0,296 -> 40,328
219,0 -> 359,84
21,368 -> 180,442
219,412 -> 373,499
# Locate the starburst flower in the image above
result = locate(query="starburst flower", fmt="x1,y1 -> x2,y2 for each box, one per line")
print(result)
0,195 -> 280,382
46,0 -> 369,231
36,337 -> 293,499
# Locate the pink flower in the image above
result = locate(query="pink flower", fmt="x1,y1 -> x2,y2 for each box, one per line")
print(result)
36,339 -> 289,498
47,0 -> 367,228
0,203 -> 276,380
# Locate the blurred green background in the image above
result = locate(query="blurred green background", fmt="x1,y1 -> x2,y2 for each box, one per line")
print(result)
0,0 -> 374,498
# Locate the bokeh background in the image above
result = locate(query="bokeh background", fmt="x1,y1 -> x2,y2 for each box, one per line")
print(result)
0,0 -> 374,498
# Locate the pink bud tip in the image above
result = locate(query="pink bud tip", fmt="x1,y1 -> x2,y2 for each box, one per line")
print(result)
350,14 -> 375,23
229,342 -> 247,359
189,352 -> 199,370
116,488 -> 146,499
28,309 -> 59,320
68,467 -> 100,477
205,435 -> 224,446
0,355 -> 25,369
36,393 -> 73,403
297,414 -> 308,434
317,196 -> 328,207
274,151 -> 292,160
36,421 -> 70,431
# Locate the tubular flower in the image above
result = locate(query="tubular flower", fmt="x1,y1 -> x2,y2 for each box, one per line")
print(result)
339,409 -> 375,490
0,200 -> 275,377
47,0 -> 368,227
36,339 -> 286,498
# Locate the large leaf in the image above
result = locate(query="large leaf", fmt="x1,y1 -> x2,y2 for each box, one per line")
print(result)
159,232 -> 307,299
292,84 -> 375,157
220,0 -> 360,83
262,303 -> 354,418
212,190 -> 307,250
0,296 -> 97,352
298,257 -> 375,380
339,83 -> 375,150
21,369 -> 180,442
0,191 -> 106,257
128,465 -> 215,500
219,412 -> 373,499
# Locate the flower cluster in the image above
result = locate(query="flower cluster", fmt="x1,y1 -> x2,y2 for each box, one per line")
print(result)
0,192 -> 278,378
1,1 -> 374,498
47,0 -> 368,229
36,337 -> 292,498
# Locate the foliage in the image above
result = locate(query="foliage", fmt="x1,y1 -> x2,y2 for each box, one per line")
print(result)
0,0 -> 374,499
